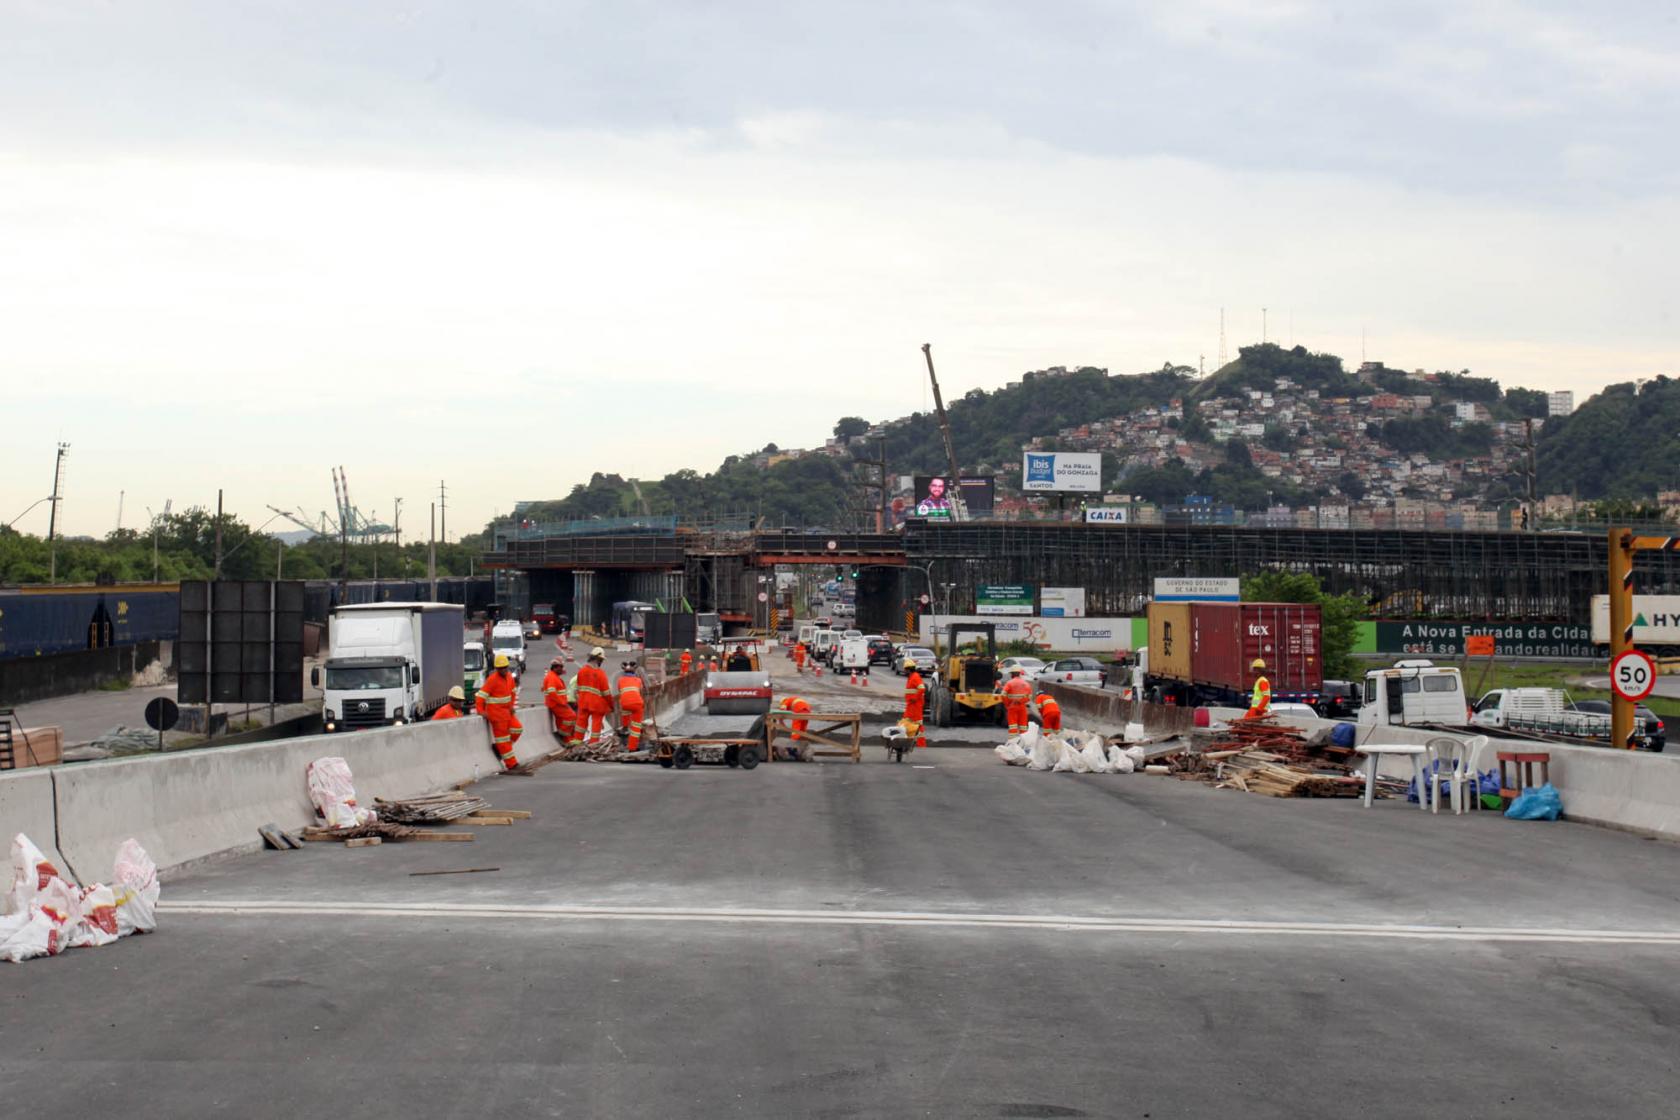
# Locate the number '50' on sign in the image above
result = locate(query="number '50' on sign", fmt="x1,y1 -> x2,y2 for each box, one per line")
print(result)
1611,649 -> 1656,702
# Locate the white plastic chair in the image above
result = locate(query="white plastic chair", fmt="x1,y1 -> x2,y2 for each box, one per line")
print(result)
1352,742 -> 1430,809
1426,734 -> 1490,814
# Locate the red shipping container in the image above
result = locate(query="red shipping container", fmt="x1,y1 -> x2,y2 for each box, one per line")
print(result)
1188,602 -> 1323,696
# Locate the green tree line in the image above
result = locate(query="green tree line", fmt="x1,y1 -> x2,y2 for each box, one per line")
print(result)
0,509 -> 487,586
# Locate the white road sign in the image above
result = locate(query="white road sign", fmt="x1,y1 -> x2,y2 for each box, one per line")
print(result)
1611,649 -> 1657,702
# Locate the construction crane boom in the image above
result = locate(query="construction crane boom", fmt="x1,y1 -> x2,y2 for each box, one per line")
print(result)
920,343 -> 967,522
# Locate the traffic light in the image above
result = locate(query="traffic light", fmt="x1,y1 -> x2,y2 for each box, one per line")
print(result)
850,567 -> 860,580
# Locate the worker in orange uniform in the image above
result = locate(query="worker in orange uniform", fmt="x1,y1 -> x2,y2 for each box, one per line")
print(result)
778,695 -> 811,759
616,661 -> 646,752
1244,659 -> 1272,720
793,642 -> 807,674
542,657 -> 575,743
474,655 -> 522,770
1033,691 -> 1062,733
1001,665 -> 1034,737
902,657 -> 928,750
575,647 -> 614,746
431,685 -> 468,721
679,649 -> 693,676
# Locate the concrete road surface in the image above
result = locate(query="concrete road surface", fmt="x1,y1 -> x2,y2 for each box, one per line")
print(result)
9,724 -> 1680,1118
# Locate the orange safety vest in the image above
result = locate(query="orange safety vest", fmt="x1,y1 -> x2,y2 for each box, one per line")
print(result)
1002,675 -> 1033,703
576,663 -> 613,715
903,672 -> 926,715
541,670 -> 568,713
477,670 -> 518,721
617,675 -> 645,709
1251,676 -> 1271,711
679,652 -> 693,674
430,704 -> 463,722
1037,696 -> 1062,730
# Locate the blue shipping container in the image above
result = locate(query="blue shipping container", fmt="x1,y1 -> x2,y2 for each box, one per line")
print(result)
0,586 -> 180,660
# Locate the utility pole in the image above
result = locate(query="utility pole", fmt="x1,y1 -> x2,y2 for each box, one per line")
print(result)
439,480 -> 448,543
429,502 -> 438,601
276,539 -> 284,579
1262,307 -> 1268,344
115,490 -> 124,534
1523,418 -> 1538,531
213,489 -> 224,579
46,442 -> 68,584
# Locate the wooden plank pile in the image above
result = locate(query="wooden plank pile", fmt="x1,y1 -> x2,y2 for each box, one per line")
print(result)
1170,717 -> 1368,799
375,792 -> 490,823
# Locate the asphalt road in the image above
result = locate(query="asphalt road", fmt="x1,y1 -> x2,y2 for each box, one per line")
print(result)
1580,674 -> 1680,699
10,678 -> 1680,1120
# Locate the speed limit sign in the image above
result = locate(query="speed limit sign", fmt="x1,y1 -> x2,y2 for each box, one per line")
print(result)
1611,649 -> 1657,702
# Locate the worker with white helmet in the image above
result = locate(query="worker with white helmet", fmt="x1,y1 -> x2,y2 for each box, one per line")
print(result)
575,646 -> 614,746
430,685 -> 468,721
902,656 -> 928,750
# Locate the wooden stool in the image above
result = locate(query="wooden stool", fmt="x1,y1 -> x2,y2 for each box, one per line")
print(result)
1497,751 -> 1550,800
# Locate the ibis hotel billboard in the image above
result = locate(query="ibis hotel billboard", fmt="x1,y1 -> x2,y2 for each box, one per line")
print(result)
1022,452 -> 1102,493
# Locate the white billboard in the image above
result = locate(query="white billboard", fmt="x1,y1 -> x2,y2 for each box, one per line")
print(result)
1591,595 -> 1680,644
1040,587 -> 1087,618
1153,577 -> 1240,602
1022,452 -> 1102,493
919,614 -> 1134,653
1085,507 -> 1129,523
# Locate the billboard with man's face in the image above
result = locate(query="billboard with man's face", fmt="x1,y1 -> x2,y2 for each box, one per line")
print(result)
913,476 -> 995,519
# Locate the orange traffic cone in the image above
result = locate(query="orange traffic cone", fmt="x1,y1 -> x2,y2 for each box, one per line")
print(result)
849,670 -> 858,686
861,675 -> 870,687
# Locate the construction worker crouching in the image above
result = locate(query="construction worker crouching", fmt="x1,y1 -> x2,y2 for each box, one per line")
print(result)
1033,691 -> 1061,733
476,654 -> 523,770
431,685 -> 468,721
575,647 -> 614,746
778,695 -> 812,760
1245,659 -> 1272,720
617,661 -> 646,752
901,658 -> 928,750
542,657 -> 576,744
1001,665 -> 1034,737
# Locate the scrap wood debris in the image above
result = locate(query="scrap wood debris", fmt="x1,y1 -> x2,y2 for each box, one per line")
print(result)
375,793 -> 491,823
299,821 -> 475,843
1166,716 -> 1403,800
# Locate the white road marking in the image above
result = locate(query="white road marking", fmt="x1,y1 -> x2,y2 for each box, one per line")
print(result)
156,900 -> 1680,946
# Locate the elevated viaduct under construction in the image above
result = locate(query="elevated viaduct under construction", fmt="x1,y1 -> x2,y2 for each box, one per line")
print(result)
484,520 -> 1680,635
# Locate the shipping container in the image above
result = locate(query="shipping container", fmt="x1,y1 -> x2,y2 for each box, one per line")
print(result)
1143,600 -> 1321,705
1145,602 -> 1193,682
0,585 -> 180,660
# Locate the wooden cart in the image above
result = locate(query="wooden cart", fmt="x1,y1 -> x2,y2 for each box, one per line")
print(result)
765,710 -> 862,763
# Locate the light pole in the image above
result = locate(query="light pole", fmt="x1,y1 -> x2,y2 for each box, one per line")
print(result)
2,496 -> 53,531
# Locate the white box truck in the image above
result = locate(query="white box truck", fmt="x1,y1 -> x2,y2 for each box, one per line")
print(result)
315,602 -> 466,731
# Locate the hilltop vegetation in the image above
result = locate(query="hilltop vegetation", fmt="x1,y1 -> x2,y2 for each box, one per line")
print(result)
1537,376 -> 1680,499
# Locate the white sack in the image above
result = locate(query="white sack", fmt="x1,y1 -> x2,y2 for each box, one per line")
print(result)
307,757 -> 375,829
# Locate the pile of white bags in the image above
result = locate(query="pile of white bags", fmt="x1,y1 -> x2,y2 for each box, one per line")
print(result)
1,834 -> 159,963
307,756 -> 375,828
994,728 -> 1147,776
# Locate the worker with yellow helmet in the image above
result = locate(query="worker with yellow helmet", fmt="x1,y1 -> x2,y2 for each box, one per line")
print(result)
1244,658 -> 1271,720
430,685 -> 468,721
475,652 -> 523,769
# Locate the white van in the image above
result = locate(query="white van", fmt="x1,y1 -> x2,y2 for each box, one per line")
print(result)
813,628 -> 839,664
797,623 -> 817,649
1356,661 -> 1468,728
839,637 -> 870,673
490,620 -> 527,675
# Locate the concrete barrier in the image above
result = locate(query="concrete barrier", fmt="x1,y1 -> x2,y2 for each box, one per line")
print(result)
51,715 -> 501,882
1041,682 -> 1196,738
0,768 -> 69,894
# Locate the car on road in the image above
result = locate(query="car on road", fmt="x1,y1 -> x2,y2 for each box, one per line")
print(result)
1034,657 -> 1108,689
865,636 -> 895,666
998,656 -> 1047,679
1569,699 -> 1666,752
1268,702 -> 1320,720
895,646 -> 937,675
1314,680 -> 1360,719
523,619 -> 542,641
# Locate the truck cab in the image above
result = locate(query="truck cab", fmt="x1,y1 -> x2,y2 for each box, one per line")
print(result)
316,602 -> 465,732
462,640 -> 487,705
1356,661 -> 1469,728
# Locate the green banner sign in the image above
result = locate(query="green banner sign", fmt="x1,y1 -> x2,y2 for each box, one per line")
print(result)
1372,621 -> 1597,660
976,585 -> 1034,616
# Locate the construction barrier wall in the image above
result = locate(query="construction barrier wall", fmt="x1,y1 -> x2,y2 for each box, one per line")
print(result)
0,640 -> 169,706
1039,682 -> 1196,738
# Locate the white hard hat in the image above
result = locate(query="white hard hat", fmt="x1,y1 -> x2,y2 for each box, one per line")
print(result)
591,646 -> 606,658
447,685 -> 465,701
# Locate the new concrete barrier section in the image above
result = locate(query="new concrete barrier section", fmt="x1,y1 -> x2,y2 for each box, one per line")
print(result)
0,769 -> 68,895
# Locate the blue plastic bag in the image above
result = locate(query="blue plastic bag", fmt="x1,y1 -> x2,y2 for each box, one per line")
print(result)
1505,783 -> 1563,821
1406,762 -> 1499,805
1330,722 -> 1357,749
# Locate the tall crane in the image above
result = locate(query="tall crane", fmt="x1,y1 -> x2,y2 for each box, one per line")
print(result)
920,343 -> 967,522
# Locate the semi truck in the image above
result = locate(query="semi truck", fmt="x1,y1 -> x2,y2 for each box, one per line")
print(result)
315,602 -> 465,732
1139,601 -> 1323,708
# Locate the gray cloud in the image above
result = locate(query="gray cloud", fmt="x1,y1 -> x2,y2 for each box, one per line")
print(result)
4,2 -> 1676,199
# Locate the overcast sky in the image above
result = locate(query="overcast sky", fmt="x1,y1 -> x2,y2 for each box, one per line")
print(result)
3,1 -> 1676,539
